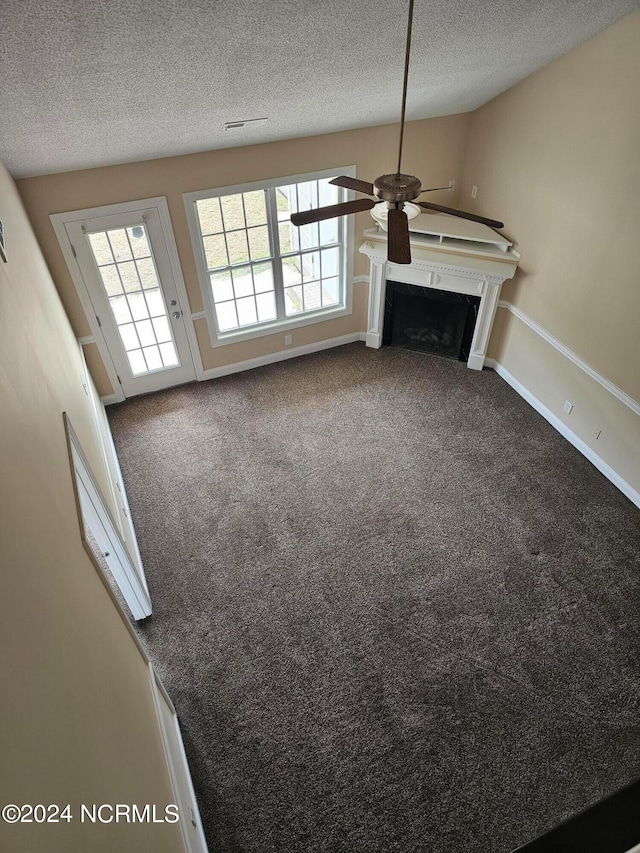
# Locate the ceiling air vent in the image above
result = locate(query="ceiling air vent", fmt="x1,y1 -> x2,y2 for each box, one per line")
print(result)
224,117 -> 268,131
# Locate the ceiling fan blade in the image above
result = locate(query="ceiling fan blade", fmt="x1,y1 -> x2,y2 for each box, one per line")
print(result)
290,198 -> 376,226
387,208 -> 411,264
329,176 -> 375,196
417,201 -> 504,229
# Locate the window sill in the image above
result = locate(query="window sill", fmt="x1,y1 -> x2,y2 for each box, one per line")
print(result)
208,303 -> 352,348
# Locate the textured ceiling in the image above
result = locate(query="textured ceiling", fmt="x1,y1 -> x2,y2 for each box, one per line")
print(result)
1,0 -> 638,177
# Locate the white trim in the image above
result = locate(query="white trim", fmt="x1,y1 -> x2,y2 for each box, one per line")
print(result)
66,416 -> 153,618
102,393 -> 122,406
77,342 -> 123,538
101,393 -> 150,595
485,358 -> 640,509
183,166 -> 357,350
497,301 -> 640,416
148,663 -> 209,853
352,275 -> 369,285
155,200 -> 205,381
51,210 -> 126,402
79,334 -> 96,345
51,196 -> 200,399
200,333 -> 365,381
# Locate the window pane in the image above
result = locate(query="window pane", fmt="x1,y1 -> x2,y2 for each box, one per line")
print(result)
297,180 -> 318,213
110,294 -> 132,324
256,291 -> 276,322
318,178 -> 339,207
119,260 -> 141,293
152,316 -> 172,343
321,246 -> 340,278
275,185 -> 296,218
136,257 -> 159,289
135,318 -> 156,347
299,222 -> 319,250
236,296 -> 257,327
243,190 -> 267,227
107,229 -> 132,262
302,251 -> 320,283
211,270 -> 233,303
159,341 -> 179,367
127,349 -> 147,375
319,217 -> 339,246
220,194 -> 245,231
197,198 -> 223,235
128,291 -> 150,321
215,301 -> 238,331
226,230 -> 249,265
127,225 -> 151,258
118,323 -> 140,351
253,262 -> 274,293
248,226 -> 270,260
204,234 -> 228,269
303,282 -> 322,311
322,276 -> 340,306
99,264 -> 123,296
88,232 -> 113,265
285,285 -> 303,316
232,265 -> 254,299
278,221 -> 295,254
143,345 -> 163,371
145,288 -> 165,317
282,255 -> 302,286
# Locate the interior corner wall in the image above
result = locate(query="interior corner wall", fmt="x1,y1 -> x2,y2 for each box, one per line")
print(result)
465,10 -> 640,500
17,113 -> 470,392
0,161 -> 186,853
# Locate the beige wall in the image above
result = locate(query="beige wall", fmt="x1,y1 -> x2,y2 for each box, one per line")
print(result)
0,162 -> 186,852
468,10 -> 640,495
17,114 -> 470,393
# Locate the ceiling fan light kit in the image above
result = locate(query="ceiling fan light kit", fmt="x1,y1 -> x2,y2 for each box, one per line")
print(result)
289,0 -> 505,264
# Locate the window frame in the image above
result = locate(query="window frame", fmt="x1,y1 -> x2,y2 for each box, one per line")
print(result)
183,166 -> 357,348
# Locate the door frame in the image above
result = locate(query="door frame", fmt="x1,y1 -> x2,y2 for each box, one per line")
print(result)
64,413 -> 152,620
52,197 -> 204,402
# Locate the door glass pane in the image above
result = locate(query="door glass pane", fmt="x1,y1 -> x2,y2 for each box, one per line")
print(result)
86,223 -> 181,377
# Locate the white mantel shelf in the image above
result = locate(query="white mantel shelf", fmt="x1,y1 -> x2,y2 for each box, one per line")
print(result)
359,225 -> 521,370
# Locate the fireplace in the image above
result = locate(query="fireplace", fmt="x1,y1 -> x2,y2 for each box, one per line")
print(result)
383,281 -> 480,361
359,224 -> 521,370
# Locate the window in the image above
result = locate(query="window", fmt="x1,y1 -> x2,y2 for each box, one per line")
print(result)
184,167 -> 355,346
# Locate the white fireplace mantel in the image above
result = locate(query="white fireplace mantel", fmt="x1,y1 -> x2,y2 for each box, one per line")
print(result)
359,222 -> 521,370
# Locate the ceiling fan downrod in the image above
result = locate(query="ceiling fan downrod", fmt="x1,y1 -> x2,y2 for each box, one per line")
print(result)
396,0 -> 415,177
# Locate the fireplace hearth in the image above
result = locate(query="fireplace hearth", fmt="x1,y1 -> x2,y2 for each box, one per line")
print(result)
383,281 -> 480,361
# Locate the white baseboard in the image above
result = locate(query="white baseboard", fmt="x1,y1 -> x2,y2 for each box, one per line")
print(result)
199,332 -> 366,381
102,392 -> 124,406
485,358 -> 640,509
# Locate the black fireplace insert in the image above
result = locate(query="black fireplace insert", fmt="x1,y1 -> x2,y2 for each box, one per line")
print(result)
383,280 -> 480,361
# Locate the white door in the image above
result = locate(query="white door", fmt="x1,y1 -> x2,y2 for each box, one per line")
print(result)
64,207 -> 196,397
65,414 -> 152,620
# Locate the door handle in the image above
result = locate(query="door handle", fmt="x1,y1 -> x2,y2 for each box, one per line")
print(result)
172,311 -> 181,319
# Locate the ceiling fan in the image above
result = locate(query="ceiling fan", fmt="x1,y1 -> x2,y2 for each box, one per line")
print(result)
290,0 -> 504,264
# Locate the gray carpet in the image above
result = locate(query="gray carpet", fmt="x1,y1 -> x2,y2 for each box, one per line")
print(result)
107,343 -> 640,853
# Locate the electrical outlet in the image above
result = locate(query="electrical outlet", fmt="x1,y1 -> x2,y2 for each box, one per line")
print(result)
284,334 -> 292,346
563,400 -> 573,415
448,180 -> 455,191
471,185 -> 478,199
592,428 -> 602,440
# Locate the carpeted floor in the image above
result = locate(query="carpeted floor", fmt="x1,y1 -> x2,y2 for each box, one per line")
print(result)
108,343 -> 640,853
